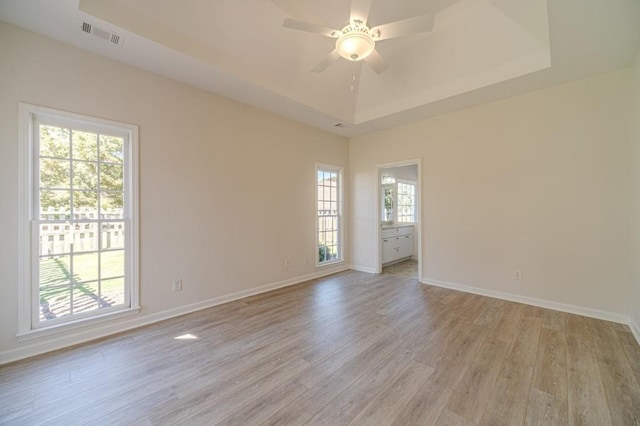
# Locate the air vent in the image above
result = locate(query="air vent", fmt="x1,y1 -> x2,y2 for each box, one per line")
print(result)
80,21 -> 124,46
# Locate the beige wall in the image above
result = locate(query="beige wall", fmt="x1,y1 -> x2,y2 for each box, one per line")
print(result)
0,23 -> 348,360
632,50 -> 640,334
1,19 -> 638,360
381,165 -> 419,182
350,68 -> 633,318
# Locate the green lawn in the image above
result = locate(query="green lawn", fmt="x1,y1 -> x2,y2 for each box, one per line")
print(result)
39,250 -> 125,319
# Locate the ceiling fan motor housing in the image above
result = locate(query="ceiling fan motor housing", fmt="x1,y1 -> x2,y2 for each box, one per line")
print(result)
336,23 -> 376,61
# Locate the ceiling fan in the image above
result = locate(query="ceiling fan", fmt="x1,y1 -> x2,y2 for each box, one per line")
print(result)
274,0 -> 435,74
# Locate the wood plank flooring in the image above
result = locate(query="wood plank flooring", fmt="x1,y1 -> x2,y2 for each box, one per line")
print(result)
1,270 -> 639,425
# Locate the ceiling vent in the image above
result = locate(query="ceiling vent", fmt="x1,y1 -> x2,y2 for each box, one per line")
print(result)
81,22 -> 124,46
334,123 -> 345,128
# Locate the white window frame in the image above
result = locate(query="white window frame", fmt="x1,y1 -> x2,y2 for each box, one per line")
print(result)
17,103 -> 140,341
315,163 -> 344,267
396,179 -> 417,223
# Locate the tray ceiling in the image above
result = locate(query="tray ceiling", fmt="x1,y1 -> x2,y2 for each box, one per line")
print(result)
1,0 -> 639,136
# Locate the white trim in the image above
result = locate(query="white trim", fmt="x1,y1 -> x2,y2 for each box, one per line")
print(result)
422,277 -> 631,324
317,259 -> 345,269
17,103 -> 34,336
17,306 -> 141,341
395,179 -> 417,224
128,125 -> 140,312
315,163 -> 345,267
349,264 -> 378,274
0,265 -> 349,365
375,159 -> 422,280
17,103 -> 140,336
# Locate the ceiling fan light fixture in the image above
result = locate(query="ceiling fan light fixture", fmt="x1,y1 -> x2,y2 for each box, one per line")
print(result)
335,25 -> 375,61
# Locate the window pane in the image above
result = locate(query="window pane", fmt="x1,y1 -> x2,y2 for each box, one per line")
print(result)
72,252 -> 99,283
101,277 -> 125,306
73,223 -> 98,253
72,161 -> 98,190
40,255 -> 72,287
101,222 -> 126,250
73,282 -> 100,315
100,135 -> 124,164
40,158 -> 70,189
39,125 -> 70,159
319,217 -> 327,232
101,250 -> 124,279
39,255 -> 72,321
328,245 -> 338,260
40,224 -> 71,255
319,245 -> 327,263
40,285 -> 71,322
100,163 -> 123,191
40,190 -> 71,220
73,191 -> 98,217
100,192 -> 124,217
320,230 -> 328,245
72,131 -> 98,162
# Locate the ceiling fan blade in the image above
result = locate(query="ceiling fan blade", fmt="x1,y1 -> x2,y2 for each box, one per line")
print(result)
371,14 -> 435,41
364,49 -> 388,74
283,18 -> 340,38
350,0 -> 372,25
271,0 -> 326,25
312,50 -> 341,73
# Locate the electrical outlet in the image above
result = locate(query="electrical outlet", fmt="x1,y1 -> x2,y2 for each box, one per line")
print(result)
172,279 -> 183,291
284,258 -> 290,268
513,269 -> 522,280
303,256 -> 309,265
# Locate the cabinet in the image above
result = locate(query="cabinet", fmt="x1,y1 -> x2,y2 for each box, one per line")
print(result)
381,226 -> 413,265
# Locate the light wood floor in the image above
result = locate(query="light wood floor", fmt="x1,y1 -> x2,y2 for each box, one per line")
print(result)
2,270 -> 640,425
383,259 -> 418,279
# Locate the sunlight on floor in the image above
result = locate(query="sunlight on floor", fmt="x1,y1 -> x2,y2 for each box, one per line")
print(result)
174,333 -> 198,340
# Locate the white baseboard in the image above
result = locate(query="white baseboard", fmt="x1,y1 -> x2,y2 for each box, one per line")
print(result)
349,264 -> 378,274
0,265 -> 349,365
422,277 -> 631,325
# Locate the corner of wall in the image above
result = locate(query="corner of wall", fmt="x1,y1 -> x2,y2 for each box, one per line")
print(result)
631,317 -> 640,347
631,48 -> 640,344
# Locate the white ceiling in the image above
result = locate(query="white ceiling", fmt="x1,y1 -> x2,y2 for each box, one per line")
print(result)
1,0 -> 639,136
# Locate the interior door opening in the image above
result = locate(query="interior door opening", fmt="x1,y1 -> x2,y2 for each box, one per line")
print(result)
376,160 -> 422,281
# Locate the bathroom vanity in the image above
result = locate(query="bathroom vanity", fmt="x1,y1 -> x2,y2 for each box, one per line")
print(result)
381,225 -> 413,265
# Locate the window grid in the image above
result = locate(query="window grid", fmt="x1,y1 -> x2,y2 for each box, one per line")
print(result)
396,182 -> 416,223
36,123 -> 127,325
317,167 -> 342,265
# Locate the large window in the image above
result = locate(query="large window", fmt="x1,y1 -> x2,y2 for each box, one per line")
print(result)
19,104 -> 139,337
316,164 -> 343,265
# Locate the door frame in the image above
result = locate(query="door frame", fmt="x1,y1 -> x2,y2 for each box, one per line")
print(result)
375,158 -> 422,280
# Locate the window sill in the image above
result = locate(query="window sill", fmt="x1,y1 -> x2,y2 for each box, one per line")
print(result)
17,306 -> 141,342
316,259 -> 345,268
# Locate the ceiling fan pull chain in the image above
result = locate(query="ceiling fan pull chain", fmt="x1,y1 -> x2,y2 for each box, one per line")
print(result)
350,63 -> 356,92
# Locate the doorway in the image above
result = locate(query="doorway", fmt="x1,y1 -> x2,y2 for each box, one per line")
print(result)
376,160 -> 422,280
